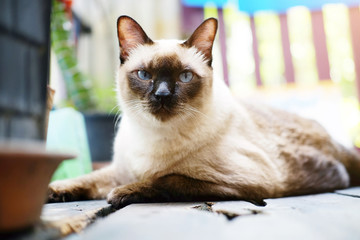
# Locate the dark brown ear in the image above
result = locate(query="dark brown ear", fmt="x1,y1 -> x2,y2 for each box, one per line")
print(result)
183,18 -> 218,66
117,16 -> 153,64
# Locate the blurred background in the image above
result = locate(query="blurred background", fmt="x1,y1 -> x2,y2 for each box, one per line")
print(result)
2,0 -> 359,180
50,0 -> 360,148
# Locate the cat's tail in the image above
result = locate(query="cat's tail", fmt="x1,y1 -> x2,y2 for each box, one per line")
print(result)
337,145 -> 360,186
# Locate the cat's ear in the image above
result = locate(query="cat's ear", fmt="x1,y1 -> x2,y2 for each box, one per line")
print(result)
117,16 -> 153,64
183,18 -> 218,66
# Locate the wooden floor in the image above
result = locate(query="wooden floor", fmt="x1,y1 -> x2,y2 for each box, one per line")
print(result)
32,187 -> 360,239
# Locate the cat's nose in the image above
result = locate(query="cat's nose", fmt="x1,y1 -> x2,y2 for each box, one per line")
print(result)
155,82 -> 171,99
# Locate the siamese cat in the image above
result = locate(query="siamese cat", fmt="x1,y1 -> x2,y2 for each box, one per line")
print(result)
48,16 -> 360,208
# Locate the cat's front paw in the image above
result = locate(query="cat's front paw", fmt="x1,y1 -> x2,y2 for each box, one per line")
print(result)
47,181 -> 86,203
107,185 -> 149,209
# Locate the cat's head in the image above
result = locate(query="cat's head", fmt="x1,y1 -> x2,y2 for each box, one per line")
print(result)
116,16 -> 217,123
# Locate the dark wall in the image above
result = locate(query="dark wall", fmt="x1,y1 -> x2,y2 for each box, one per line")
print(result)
0,0 -> 51,140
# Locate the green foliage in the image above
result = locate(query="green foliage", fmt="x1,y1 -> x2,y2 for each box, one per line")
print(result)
94,86 -> 118,114
51,0 -> 97,111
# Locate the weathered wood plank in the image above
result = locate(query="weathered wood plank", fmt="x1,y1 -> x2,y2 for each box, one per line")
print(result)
41,200 -> 111,236
66,189 -> 360,240
42,200 -> 110,221
213,191 -> 360,239
336,187 -> 360,197
65,203 -> 229,240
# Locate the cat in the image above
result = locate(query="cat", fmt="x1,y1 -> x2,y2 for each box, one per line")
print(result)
48,15 -> 360,208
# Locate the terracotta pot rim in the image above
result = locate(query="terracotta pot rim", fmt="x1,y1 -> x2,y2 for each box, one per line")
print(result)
0,140 -> 75,161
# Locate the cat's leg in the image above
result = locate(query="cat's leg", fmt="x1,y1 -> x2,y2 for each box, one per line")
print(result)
280,146 -> 350,196
107,174 -> 268,209
48,165 -> 119,202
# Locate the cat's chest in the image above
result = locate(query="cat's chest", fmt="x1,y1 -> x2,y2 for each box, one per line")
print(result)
118,138 -> 183,183
113,119 -> 187,182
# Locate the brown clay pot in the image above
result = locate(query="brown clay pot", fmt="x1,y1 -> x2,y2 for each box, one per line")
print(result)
0,141 -> 75,233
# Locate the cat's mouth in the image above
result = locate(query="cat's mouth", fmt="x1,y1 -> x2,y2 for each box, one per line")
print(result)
149,98 -> 177,120
152,103 -> 173,113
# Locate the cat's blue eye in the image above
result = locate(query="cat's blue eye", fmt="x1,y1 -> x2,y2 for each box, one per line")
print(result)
137,70 -> 152,80
179,71 -> 193,83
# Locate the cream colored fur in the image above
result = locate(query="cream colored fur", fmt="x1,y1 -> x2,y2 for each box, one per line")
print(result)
48,16 -> 359,207
113,39 -> 289,197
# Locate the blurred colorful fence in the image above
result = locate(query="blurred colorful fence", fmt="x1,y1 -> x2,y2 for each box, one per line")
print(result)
183,0 -> 360,13
182,0 -> 360,148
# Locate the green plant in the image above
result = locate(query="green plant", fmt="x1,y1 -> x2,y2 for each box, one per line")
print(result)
51,0 -> 97,111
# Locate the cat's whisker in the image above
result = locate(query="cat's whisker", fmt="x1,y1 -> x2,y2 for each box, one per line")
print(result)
114,109 -> 123,127
109,104 -> 120,116
123,99 -> 144,107
188,106 -> 210,120
127,104 -> 143,118
110,104 -> 123,127
178,107 -> 195,120
179,104 -> 210,121
176,106 -> 199,123
127,101 -> 152,121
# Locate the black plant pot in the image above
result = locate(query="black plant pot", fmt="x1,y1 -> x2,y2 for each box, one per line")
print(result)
84,113 -> 120,162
